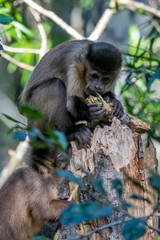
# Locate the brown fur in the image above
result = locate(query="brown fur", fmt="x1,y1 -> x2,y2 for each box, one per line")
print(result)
0,148 -> 69,240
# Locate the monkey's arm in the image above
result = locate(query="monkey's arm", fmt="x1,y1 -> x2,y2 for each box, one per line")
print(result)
103,91 -> 124,119
31,198 -> 69,222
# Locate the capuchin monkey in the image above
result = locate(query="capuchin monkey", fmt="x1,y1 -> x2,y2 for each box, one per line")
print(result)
21,40 -> 124,144
0,147 -> 69,240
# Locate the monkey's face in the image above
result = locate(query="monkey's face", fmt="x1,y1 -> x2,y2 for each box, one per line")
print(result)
85,70 -> 105,95
84,60 -> 119,96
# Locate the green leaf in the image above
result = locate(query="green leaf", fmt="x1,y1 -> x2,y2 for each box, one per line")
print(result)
112,179 -> 123,198
85,172 -> 106,195
20,105 -> 44,121
31,236 -> 50,240
0,24 -> 13,34
0,43 -> 3,50
90,178 -> 106,195
14,131 -> 27,141
12,21 -> 34,38
56,170 -> 83,186
122,200 -> 133,208
61,201 -> 113,224
147,67 -> 160,89
123,219 -> 147,240
2,113 -> 26,126
46,125 -> 68,151
129,193 -> 151,204
148,170 -> 160,193
30,141 -> 49,149
125,174 -> 144,191
0,14 -> 13,24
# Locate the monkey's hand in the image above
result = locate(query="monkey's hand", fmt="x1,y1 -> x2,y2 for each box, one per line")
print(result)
87,103 -> 106,122
104,96 -> 124,119
55,152 -> 69,169
67,126 -> 92,144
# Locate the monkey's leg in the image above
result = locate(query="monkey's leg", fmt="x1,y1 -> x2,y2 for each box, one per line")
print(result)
103,91 -> 124,119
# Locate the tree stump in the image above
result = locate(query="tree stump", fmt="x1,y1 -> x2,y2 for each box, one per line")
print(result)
57,117 -> 158,240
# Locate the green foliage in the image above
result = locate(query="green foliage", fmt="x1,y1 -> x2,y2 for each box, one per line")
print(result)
0,0 -> 53,85
2,113 -> 26,126
0,13 -> 13,49
129,193 -> 151,204
148,170 -> 160,200
31,237 -> 50,240
85,172 -> 107,196
61,201 -> 113,224
45,125 -> 68,151
122,23 -> 160,143
112,178 -> 123,198
3,106 -> 68,151
56,170 -> 83,185
80,0 -> 93,10
123,219 -> 147,240
19,105 -> 44,121
0,13 -> 13,24
59,170 -> 160,239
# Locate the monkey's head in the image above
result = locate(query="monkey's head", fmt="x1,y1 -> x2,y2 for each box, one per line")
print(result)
84,42 -> 122,96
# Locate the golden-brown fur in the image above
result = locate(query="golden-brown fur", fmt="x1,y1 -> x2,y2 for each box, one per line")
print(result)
0,148 -> 69,240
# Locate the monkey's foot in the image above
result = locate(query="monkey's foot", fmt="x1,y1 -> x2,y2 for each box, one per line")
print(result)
68,126 -> 92,144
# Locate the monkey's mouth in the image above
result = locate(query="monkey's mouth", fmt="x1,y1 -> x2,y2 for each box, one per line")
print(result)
85,88 -> 105,97
58,196 -> 69,200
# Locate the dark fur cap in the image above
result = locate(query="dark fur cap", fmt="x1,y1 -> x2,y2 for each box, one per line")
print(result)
87,42 -> 122,72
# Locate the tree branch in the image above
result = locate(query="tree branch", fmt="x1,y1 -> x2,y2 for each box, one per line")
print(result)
118,0 -> 160,18
2,44 -> 41,54
71,213 -> 160,240
147,224 -> 160,234
0,51 -> 34,71
88,8 -> 116,41
29,7 -> 48,59
22,0 -> 84,40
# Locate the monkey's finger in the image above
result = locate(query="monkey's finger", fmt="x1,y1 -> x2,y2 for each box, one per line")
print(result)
80,131 -> 92,144
117,108 -> 124,119
88,103 -> 103,112
81,128 -> 92,137
75,129 -> 90,144
87,103 -> 98,107
104,96 -> 111,103
90,108 -> 106,117
113,101 -> 124,119
81,129 -> 92,141
84,127 -> 92,135
75,132 -> 84,143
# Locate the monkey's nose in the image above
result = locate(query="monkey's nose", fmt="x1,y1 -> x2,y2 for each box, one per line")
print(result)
95,85 -> 104,93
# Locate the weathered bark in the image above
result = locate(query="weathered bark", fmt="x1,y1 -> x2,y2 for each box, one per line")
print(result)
57,117 -> 158,240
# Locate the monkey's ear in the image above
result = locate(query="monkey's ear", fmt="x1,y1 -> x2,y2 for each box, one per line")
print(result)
75,46 -> 90,64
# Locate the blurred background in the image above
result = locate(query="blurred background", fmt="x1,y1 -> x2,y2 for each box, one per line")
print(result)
0,0 -> 160,172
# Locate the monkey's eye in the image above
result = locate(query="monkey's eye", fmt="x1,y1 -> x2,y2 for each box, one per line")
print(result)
90,73 -> 99,79
103,77 -> 110,82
